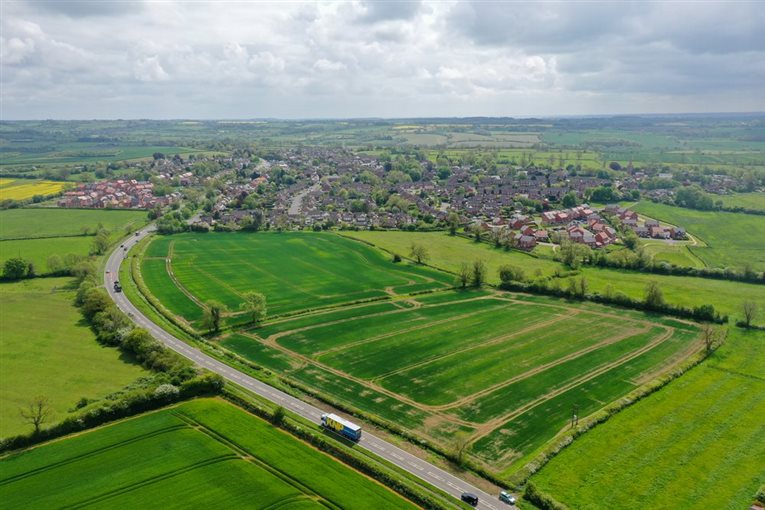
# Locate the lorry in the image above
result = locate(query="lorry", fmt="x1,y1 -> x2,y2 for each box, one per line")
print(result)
320,413 -> 362,441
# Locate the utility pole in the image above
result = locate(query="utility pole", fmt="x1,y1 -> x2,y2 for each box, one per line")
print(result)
570,404 -> 579,429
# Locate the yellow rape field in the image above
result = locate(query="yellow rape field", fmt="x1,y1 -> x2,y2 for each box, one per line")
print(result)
0,179 -> 70,200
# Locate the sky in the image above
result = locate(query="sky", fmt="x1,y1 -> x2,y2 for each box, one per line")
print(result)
2,0 -> 764,119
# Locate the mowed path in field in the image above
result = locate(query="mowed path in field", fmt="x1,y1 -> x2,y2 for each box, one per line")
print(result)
0,399 -> 416,510
140,232 -> 452,321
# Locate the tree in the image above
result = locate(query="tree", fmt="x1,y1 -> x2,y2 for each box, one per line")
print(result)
561,191 -> 577,208
701,324 -> 724,356
202,301 -> 226,333
578,276 -> 588,297
742,301 -> 758,328
271,405 -> 286,426
498,264 -> 525,284
644,281 -> 665,309
47,254 -> 64,275
447,212 -> 460,236
471,260 -> 487,287
3,257 -> 28,280
20,396 -> 52,434
452,431 -> 470,466
240,291 -> 267,325
90,228 -> 111,255
454,262 -> 471,288
409,242 -> 429,264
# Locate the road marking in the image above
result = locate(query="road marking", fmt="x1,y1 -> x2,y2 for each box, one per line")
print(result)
427,471 -> 444,481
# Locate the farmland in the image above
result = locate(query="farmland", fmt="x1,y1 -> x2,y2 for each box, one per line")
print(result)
344,230 -> 765,323
0,179 -> 70,201
0,399 -> 415,509
531,328 -> 765,509
632,201 -> 765,271
222,290 -> 698,475
0,208 -> 147,273
0,278 -> 147,437
139,232 -> 453,322
716,192 -> 765,212
132,233 -> 702,476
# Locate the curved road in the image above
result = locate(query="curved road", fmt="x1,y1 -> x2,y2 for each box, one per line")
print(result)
105,227 -> 508,510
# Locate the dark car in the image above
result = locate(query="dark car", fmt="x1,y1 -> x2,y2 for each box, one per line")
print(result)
461,492 -> 478,507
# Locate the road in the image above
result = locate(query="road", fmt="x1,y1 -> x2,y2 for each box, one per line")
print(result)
105,227 -> 509,510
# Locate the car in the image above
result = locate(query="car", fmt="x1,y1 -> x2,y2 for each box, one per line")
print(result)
461,492 -> 478,507
135,232 -> 139,236
499,490 -> 516,505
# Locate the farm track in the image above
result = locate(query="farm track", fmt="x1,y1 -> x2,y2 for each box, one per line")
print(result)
470,327 -> 675,445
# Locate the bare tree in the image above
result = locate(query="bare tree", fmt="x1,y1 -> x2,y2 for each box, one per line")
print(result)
452,431 -> 471,466
701,324 -> 725,356
742,301 -> 758,328
20,396 -> 52,435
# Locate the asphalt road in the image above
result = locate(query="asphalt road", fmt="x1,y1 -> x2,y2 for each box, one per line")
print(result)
105,227 -> 510,510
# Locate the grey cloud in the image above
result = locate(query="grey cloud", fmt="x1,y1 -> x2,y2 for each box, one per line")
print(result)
26,0 -> 144,17
358,0 -> 422,23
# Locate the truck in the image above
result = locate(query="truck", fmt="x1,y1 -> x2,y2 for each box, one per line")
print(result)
320,413 -> 362,441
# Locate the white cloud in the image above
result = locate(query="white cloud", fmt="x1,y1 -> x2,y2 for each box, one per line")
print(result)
1,0 -> 763,118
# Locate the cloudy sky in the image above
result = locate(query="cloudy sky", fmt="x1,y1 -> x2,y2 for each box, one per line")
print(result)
2,1 -> 764,119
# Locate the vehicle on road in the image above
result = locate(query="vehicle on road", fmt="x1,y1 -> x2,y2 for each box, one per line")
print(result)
113,281 -> 122,293
461,492 -> 479,506
320,413 -> 362,441
135,232 -> 139,236
499,490 -> 516,505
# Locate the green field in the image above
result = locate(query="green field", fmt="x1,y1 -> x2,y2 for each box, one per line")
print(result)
531,328 -> 765,509
214,287 -> 699,475
0,278 -> 147,437
140,232 -> 453,322
0,208 -> 147,273
0,399 -> 415,509
344,231 -> 765,323
632,201 -> 765,271
716,192 -> 765,211
640,240 -> 706,268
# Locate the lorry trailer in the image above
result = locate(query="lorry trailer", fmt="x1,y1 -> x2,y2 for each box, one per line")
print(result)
320,413 -> 362,441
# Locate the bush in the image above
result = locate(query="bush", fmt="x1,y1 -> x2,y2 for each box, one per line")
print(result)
524,482 -> 568,510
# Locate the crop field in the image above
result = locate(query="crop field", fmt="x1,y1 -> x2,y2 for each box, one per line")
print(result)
632,201 -> 765,271
217,288 -> 700,475
531,328 -> 765,509
0,208 -> 147,274
139,232 -> 453,322
0,399 -> 415,509
344,231 -> 765,323
0,278 -> 147,438
0,179 -> 70,200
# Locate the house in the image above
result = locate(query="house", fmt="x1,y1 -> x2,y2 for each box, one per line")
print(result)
517,234 -> 537,250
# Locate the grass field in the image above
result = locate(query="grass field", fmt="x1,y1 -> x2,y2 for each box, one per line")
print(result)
0,399 -> 416,509
0,278 -> 147,438
531,328 -> 765,509
140,232 -> 453,322
344,231 -> 765,323
0,208 -> 147,273
632,201 -> 765,271
640,240 -> 706,268
716,192 -> 765,211
213,287 -> 700,475
0,179 -> 70,200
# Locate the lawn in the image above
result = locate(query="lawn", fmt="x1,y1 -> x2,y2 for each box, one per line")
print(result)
640,240 -> 706,268
140,232 -> 453,322
0,278 -> 147,438
344,230 -> 765,324
0,179 -> 70,200
0,208 -> 147,274
0,399 -> 416,509
220,289 -> 699,473
632,201 -> 765,271
531,328 -> 765,509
